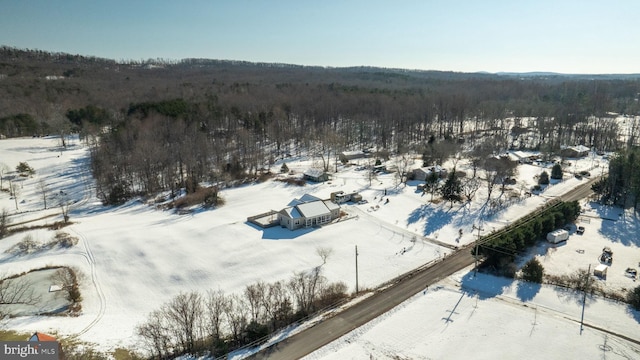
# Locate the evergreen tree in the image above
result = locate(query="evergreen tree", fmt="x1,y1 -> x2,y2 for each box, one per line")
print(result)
441,168 -> 462,203
424,171 -> 440,201
16,161 -> 35,175
538,171 -> 550,185
629,285 -> 640,310
598,148 -> 640,206
551,163 -> 563,179
521,258 -> 544,283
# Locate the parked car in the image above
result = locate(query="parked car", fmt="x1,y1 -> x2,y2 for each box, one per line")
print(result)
577,226 -> 585,235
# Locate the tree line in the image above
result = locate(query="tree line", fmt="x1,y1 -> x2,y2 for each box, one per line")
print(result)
476,201 -> 581,275
2,47 -> 640,205
136,263 -> 347,359
593,147 -> 640,208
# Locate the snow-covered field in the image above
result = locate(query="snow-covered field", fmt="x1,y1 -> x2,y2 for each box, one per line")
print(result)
0,135 -> 638,358
305,272 -> 640,360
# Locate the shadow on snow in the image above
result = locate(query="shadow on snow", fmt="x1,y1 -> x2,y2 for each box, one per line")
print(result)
407,204 -> 455,237
597,208 -> 640,247
244,222 -> 317,240
459,271 -> 515,300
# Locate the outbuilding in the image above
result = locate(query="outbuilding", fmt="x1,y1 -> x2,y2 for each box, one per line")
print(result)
547,229 -> 569,244
594,264 -> 608,278
560,145 -> 590,158
413,165 -> 447,181
339,150 -> 366,162
303,168 -> 330,182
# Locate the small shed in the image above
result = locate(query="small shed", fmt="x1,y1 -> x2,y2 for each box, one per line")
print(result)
594,264 -> 608,278
303,168 -> 329,182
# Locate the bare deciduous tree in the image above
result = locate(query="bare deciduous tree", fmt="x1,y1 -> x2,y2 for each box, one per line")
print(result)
0,208 -> 10,239
136,309 -> 173,359
38,178 -> 48,209
261,280 -> 291,332
9,181 -> 19,210
204,289 -> 228,343
50,267 -> 82,303
394,155 -> 411,187
0,163 -> 9,190
0,275 -> 41,318
164,291 -> 202,354
462,177 -> 480,203
225,294 -> 248,346
316,246 -> 333,266
288,267 -> 326,315
244,281 -> 266,324
60,201 -> 71,224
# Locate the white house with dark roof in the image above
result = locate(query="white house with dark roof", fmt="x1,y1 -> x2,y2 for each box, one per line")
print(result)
278,194 -> 341,230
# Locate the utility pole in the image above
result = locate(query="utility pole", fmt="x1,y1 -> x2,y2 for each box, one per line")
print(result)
580,264 -> 591,334
472,224 -> 484,277
355,245 -> 359,294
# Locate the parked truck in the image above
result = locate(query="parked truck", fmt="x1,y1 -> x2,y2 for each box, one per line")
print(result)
547,229 -> 569,244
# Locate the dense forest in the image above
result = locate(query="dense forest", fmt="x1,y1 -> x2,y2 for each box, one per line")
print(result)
1,46 -> 640,206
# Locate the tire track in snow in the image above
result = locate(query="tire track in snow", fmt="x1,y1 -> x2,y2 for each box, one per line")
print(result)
70,227 -> 107,336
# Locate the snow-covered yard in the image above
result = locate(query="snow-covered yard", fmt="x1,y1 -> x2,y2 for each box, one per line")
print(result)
304,272 -> 640,360
0,135 -> 638,358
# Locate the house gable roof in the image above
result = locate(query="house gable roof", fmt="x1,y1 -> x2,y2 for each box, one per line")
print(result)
29,332 -> 57,342
303,168 -> 325,178
323,200 -> 340,211
279,206 -> 303,219
299,193 -> 322,203
296,201 -> 330,218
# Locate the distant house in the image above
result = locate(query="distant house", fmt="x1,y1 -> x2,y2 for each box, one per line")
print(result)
29,332 -> 58,342
561,145 -> 590,158
511,151 -> 539,164
278,194 -> 341,230
484,155 -> 518,170
339,150 -> 366,162
303,168 -> 330,182
29,332 -> 63,357
413,165 -> 447,181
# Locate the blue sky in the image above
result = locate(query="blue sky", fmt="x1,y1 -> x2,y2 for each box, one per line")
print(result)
1,0 -> 639,74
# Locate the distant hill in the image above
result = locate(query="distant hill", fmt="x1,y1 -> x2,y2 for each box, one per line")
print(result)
495,71 -> 640,80
1,45 -> 639,134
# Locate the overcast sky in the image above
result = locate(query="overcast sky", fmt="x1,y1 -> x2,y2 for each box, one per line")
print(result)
1,0 -> 638,74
